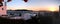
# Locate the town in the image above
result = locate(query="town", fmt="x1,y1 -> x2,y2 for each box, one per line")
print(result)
0,0 -> 59,24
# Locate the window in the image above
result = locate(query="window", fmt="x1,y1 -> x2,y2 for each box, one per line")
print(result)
2,8 -> 4,10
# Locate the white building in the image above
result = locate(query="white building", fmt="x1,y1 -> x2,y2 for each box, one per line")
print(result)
0,1 -> 7,16
0,6 -> 6,15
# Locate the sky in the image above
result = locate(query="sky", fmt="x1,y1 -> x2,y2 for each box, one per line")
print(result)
7,0 -> 60,11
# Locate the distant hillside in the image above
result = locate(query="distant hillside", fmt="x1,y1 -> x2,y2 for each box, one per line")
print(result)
15,9 -> 30,11
7,9 -> 33,11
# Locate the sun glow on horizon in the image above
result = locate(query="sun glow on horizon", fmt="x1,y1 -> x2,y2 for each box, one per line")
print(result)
7,4 -> 59,11
49,8 -> 57,11
48,5 -> 58,12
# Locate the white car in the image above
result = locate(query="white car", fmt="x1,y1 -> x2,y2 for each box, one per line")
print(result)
9,16 -> 22,19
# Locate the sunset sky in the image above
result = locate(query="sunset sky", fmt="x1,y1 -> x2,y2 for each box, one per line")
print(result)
7,0 -> 59,11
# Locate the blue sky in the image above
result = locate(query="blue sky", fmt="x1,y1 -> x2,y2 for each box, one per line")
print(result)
7,0 -> 59,11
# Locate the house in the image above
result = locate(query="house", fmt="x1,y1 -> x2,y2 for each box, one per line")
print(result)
7,9 -> 35,17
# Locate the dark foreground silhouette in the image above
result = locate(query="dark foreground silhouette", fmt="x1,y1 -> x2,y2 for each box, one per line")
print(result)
0,16 -> 53,24
0,16 -> 60,24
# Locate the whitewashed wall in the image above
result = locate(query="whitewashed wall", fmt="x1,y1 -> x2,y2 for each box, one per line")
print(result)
0,2 -> 7,16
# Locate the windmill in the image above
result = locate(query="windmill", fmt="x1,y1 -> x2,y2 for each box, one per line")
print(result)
0,0 -> 28,7
0,0 -> 28,16
7,0 -> 28,2
0,0 -> 12,16
0,0 -> 12,7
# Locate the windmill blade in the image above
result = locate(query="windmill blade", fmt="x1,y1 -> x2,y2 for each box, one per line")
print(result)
23,0 -> 28,2
0,0 -> 4,2
7,0 -> 12,2
0,2 -> 3,7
